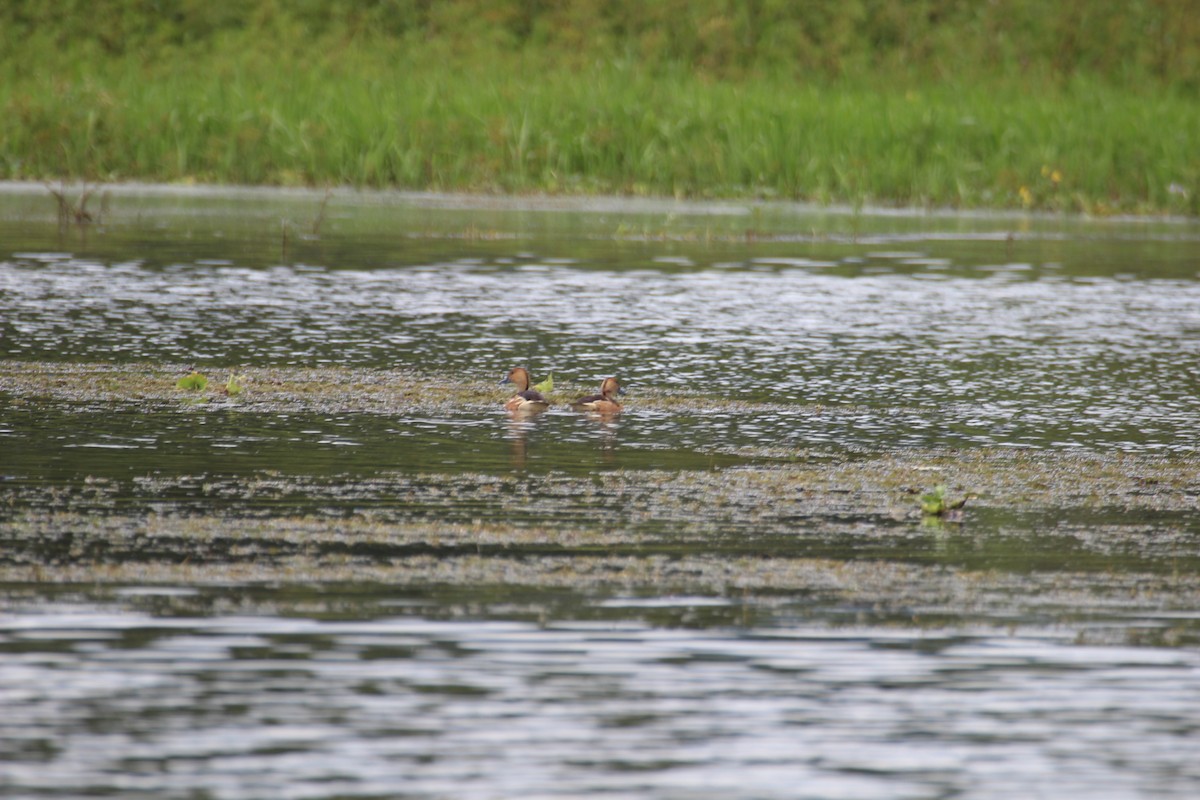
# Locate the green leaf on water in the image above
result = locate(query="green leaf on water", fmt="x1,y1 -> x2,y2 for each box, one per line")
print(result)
176,371 -> 208,391
533,373 -> 553,395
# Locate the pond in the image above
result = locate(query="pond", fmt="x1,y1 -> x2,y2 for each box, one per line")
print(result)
2,184 -> 1200,798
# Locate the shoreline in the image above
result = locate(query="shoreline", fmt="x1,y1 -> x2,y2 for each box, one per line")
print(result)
3,180 -> 1197,227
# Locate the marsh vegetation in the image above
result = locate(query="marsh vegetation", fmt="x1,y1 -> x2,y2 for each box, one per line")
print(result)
2,1 -> 1198,213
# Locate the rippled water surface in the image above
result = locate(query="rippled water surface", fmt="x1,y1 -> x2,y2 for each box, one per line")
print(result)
6,596 -> 1200,799
3,186 -> 1200,798
4,189 -> 1200,455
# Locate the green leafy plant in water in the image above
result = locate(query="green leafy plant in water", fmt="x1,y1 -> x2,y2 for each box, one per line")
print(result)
224,373 -> 247,396
920,483 -> 968,517
176,371 -> 208,391
533,373 -> 553,395
921,484 -> 948,515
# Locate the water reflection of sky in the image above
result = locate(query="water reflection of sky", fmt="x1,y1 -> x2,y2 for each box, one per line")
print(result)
5,605 -> 1199,800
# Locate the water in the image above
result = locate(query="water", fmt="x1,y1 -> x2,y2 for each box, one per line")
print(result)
4,190 -> 1199,454
5,600 -> 1200,799
2,185 -> 1200,798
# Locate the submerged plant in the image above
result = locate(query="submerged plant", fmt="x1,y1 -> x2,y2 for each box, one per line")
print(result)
176,371 -> 208,391
311,189 -> 333,235
45,182 -> 103,226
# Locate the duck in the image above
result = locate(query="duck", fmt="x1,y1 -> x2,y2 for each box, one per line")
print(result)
500,366 -> 550,413
571,376 -> 625,414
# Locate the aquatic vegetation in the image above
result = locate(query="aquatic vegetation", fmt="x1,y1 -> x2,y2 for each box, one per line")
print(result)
3,359 -> 1199,515
533,373 -> 554,395
176,371 -> 208,391
6,357 -> 1200,653
223,373 -> 247,396
921,484 -> 949,515
920,483 -> 969,518
310,189 -> 333,236
45,182 -> 103,226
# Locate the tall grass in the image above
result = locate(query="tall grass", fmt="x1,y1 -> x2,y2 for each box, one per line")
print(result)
2,1 -> 1198,213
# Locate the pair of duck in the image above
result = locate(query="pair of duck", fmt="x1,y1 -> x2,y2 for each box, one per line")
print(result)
501,367 -> 625,414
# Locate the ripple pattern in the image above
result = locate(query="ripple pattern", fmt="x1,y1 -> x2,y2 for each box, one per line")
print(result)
4,245 -> 1199,452
3,607 -> 1199,799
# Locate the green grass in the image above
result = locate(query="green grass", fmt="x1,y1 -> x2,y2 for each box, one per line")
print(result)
3,2 -> 1199,214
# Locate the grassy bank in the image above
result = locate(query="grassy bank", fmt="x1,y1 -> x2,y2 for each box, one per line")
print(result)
2,1 -> 1198,214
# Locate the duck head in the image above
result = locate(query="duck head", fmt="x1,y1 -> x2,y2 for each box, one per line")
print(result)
599,377 -> 626,399
501,366 -> 532,392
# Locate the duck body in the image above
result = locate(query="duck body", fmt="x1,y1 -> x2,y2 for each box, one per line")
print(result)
501,367 -> 550,413
571,376 -> 625,414
505,391 -> 550,413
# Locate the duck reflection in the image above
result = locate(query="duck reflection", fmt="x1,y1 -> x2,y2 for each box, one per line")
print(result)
503,411 -> 544,469
574,409 -> 621,465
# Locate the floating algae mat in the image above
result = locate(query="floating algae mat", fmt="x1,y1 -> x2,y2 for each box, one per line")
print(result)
4,358 -> 1200,646
2,186 -> 1200,798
